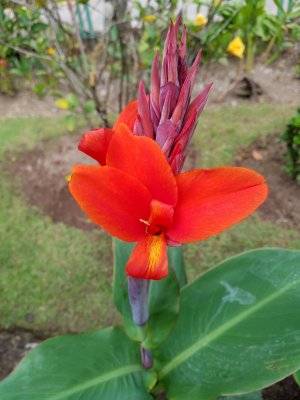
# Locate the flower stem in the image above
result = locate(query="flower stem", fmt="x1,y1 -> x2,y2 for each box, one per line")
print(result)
128,277 -> 149,325
128,277 -> 153,368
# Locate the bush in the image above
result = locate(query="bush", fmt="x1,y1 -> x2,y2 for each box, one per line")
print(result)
281,107 -> 300,182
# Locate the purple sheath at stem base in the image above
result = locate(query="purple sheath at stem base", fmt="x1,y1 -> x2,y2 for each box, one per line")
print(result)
128,277 -> 153,368
128,277 -> 149,325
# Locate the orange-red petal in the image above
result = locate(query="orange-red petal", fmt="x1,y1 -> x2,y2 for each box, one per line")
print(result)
168,167 -> 268,243
148,199 -> 174,229
107,123 -> 178,206
69,165 -> 151,241
126,234 -> 168,280
78,128 -> 114,165
113,99 -> 138,131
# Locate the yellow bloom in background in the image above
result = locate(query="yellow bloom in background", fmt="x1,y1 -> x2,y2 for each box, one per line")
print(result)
143,15 -> 157,22
55,98 -> 69,110
194,14 -> 207,28
46,47 -> 56,56
65,173 -> 72,182
227,37 -> 245,59
213,0 -> 222,6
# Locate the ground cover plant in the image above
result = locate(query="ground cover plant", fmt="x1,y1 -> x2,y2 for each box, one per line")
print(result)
0,17 -> 300,399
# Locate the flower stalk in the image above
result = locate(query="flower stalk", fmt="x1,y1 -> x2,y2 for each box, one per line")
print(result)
128,277 -> 153,369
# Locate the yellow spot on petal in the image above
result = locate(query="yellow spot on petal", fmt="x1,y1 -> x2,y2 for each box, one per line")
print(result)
147,235 -> 163,274
194,14 -> 207,27
227,37 -> 245,59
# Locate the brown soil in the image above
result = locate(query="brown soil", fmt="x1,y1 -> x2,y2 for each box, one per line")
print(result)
198,57 -> 300,107
263,376 -> 300,400
1,57 -> 299,119
7,133 -> 98,231
0,330 -> 41,381
236,133 -> 300,231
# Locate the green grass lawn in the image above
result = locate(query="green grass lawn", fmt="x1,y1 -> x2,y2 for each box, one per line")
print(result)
0,104 -> 299,335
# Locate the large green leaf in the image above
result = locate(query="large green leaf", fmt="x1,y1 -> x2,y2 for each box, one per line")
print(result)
0,327 -> 155,399
219,392 -> 262,400
168,246 -> 187,288
113,239 -> 180,348
294,370 -> 300,386
157,249 -> 300,400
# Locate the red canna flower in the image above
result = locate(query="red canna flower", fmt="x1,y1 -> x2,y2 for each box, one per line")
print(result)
70,123 -> 268,280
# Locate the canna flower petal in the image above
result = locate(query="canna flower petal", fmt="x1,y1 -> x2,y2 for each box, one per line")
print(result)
69,165 -> 152,241
78,128 -> 114,165
107,123 -> 178,206
126,234 -> 168,280
113,99 -> 138,131
79,99 -> 138,165
167,167 -> 268,243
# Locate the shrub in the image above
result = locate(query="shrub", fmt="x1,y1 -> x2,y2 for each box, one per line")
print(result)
281,107 -> 300,181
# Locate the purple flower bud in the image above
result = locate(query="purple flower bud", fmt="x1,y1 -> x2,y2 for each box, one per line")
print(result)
133,17 -> 212,173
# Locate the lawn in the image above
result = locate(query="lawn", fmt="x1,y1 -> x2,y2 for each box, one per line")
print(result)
0,103 -> 299,335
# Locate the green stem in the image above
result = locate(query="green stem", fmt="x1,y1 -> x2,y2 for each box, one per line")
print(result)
246,35 -> 254,75
260,29 -> 281,64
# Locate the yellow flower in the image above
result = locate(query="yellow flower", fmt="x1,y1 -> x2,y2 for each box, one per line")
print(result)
143,15 -> 157,22
194,14 -> 207,28
65,173 -> 72,182
227,37 -> 245,59
46,47 -> 56,56
55,98 -> 69,110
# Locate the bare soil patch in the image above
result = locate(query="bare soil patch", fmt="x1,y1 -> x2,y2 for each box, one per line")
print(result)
0,330 -> 41,381
236,133 -> 300,231
1,57 -> 299,119
263,376 -> 300,400
7,133 -> 98,231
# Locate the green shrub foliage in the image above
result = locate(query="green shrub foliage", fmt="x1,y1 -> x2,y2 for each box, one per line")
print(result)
281,107 -> 300,182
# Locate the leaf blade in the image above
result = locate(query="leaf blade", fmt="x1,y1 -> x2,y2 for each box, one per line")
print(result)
157,249 -> 300,400
0,328 -> 154,400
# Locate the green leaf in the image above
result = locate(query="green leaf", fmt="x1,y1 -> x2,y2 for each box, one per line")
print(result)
113,239 -> 180,347
157,249 -> 300,400
84,100 -> 95,114
65,115 -> 75,131
168,246 -> 187,288
294,370 -> 300,386
143,268 -> 179,348
273,0 -> 285,15
218,391 -> 262,400
0,327 -> 155,399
